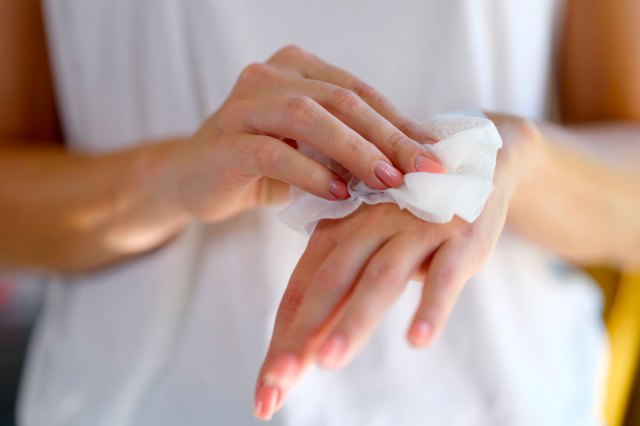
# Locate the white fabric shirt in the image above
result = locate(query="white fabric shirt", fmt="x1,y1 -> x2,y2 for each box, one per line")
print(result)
20,1 -> 606,425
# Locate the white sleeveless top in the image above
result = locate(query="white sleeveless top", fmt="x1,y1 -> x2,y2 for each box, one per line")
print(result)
20,1 -> 606,425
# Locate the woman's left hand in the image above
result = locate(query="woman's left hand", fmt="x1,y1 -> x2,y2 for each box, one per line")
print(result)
253,114 -> 541,420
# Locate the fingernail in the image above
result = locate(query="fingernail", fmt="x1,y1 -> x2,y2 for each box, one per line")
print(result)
254,382 -> 281,420
414,154 -> 447,174
328,179 -> 349,200
374,160 -> 403,187
408,321 -> 432,347
317,334 -> 346,369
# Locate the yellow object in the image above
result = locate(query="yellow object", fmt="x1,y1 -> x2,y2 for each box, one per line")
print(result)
604,272 -> 640,426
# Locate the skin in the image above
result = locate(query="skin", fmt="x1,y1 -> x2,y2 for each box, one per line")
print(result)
0,0 -> 638,422
0,33 -> 444,271
253,0 -> 640,420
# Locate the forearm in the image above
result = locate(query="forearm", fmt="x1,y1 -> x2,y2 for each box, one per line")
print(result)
507,122 -> 640,269
0,141 -> 191,272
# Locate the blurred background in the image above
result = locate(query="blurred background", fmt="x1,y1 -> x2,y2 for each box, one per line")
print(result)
0,0 -> 639,425
0,273 -> 43,426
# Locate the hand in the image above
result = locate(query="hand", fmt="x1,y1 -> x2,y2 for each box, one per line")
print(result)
165,45 -> 444,222
253,114 -> 541,420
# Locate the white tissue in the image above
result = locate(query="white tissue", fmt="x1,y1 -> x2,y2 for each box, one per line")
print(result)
279,112 -> 503,234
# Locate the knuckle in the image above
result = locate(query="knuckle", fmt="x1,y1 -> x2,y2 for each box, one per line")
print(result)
369,203 -> 398,219
238,62 -> 273,85
300,162 -> 323,187
455,226 -> 492,262
351,81 -> 385,105
310,221 -> 339,241
349,204 -> 400,234
330,87 -> 362,110
253,141 -> 281,171
276,286 -> 305,323
366,259 -> 402,284
221,99 -> 249,122
397,120 -> 432,143
338,133 -> 369,160
313,218 -> 343,240
314,263 -> 349,292
284,96 -> 319,125
289,161 -> 326,196
432,263 -> 459,292
384,130 -> 411,158
273,44 -> 307,61
458,225 -> 477,242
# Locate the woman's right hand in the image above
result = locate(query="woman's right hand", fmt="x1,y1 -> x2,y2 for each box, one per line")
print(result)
166,45 -> 445,222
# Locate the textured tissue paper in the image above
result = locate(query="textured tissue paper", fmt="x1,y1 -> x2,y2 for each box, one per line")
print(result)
280,112 -> 503,234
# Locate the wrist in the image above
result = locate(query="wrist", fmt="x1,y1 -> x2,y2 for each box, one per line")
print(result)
488,113 -> 544,196
129,139 -> 194,226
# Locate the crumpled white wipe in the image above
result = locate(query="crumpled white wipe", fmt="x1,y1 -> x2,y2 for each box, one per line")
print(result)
279,112 -> 503,234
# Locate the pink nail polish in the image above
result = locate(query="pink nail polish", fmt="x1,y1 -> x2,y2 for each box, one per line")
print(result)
408,321 -> 432,347
373,160 -> 403,188
328,179 -> 349,200
414,154 -> 447,173
318,334 -> 346,369
254,383 -> 281,420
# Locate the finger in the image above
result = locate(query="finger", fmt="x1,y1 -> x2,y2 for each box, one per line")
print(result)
238,134 -> 349,201
256,226 -> 389,418
314,233 -> 429,370
308,68 -> 438,144
288,79 -> 445,174
282,229 -> 392,353
407,241 -> 478,348
264,225 -> 339,361
305,81 -> 439,145
268,46 -> 438,145
238,96 -> 404,190
268,46 -> 438,141
254,224 -> 338,420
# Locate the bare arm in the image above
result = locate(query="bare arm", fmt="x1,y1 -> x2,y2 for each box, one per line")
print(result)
0,1 -> 444,272
0,143 -> 190,272
0,1 -> 189,271
506,0 -> 640,269
506,122 -> 640,269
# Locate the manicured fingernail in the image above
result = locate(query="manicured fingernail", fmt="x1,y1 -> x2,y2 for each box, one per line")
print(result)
254,382 -> 281,420
328,179 -> 349,200
263,354 -> 300,388
374,160 -> 403,188
318,334 -> 346,369
414,154 -> 447,173
408,321 -> 432,347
